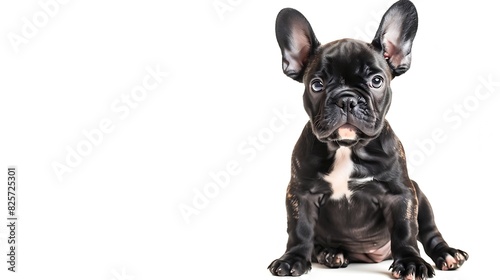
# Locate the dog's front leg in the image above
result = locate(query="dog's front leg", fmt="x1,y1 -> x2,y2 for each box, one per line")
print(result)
384,185 -> 434,280
268,183 -> 319,276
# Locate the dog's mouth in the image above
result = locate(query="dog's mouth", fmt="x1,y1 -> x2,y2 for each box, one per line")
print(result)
324,124 -> 359,147
337,124 -> 358,140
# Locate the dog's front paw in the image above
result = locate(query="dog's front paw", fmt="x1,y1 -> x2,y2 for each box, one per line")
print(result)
433,247 -> 468,271
390,256 -> 434,280
314,246 -> 349,268
268,256 -> 311,276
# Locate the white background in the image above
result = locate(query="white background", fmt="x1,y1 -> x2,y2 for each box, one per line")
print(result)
0,0 -> 498,279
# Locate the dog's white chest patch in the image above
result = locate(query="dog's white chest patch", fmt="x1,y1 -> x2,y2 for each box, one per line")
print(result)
324,147 -> 354,200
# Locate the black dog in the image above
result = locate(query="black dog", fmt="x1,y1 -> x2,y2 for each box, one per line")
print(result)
268,1 -> 468,279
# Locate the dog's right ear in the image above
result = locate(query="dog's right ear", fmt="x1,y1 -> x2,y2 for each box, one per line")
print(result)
275,8 -> 320,82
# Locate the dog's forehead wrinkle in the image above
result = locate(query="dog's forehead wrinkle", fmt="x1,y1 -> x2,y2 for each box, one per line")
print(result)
311,40 -> 387,85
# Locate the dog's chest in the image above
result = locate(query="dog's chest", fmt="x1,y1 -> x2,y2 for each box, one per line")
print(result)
323,147 -> 375,200
323,147 -> 357,200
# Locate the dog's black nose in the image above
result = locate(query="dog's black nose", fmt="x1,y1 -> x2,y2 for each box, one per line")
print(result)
336,95 -> 358,111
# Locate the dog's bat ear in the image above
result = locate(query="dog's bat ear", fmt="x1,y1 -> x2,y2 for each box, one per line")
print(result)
372,0 -> 418,77
275,8 -> 320,82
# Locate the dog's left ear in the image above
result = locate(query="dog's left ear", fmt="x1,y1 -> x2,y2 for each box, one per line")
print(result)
372,0 -> 418,76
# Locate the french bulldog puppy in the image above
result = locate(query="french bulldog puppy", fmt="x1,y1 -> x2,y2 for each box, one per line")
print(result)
268,1 -> 468,279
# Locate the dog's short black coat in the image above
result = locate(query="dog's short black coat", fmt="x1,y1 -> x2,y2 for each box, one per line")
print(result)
268,1 -> 468,279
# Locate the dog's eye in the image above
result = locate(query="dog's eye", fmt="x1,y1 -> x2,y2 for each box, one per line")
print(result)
370,75 -> 384,88
310,79 -> 324,92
